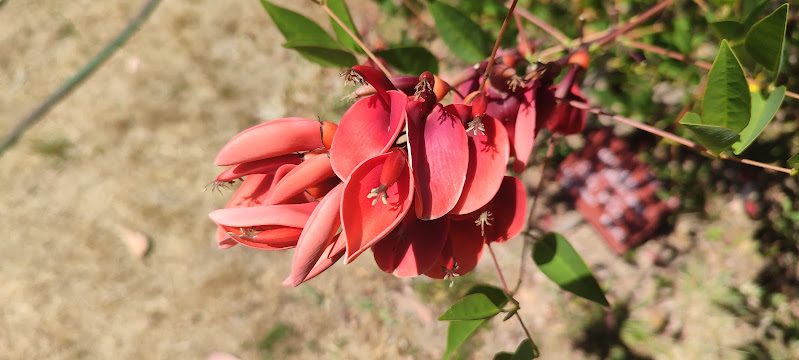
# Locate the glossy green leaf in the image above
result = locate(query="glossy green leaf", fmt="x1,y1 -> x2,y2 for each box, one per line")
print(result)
732,86 -> 786,154
444,320 -> 482,360
429,1 -> 491,63
260,1 -> 336,45
493,353 -> 514,360
439,293 -> 501,321
327,0 -> 362,54
744,4 -> 788,73
681,112 -> 740,154
282,40 -> 357,67
493,339 -> 539,360
742,0 -> 769,29
703,40 -> 751,133
533,232 -> 609,307
710,20 -> 746,40
443,285 -> 507,360
376,46 -> 439,75
788,153 -> 799,169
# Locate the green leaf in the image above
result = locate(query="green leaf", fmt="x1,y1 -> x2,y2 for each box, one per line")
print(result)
533,232 -> 609,307
703,40 -> 751,133
326,0 -> 363,54
439,293 -> 502,321
744,4 -> 788,73
788,153 -> 799,169
732,86 -> 786,154
493,339 -> 539,359
493,353 -> 514,360
282,40 -> 357,67
444,320 -> 483,360
260,1 -> 336,45
376,46 -> 439,74
429,1 -> 491,63
710,20 -> 746,40
443,285 -> 507,360
681,112 -> 740,154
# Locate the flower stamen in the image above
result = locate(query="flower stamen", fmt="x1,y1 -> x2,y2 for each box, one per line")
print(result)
466,116 -> 486,136
474,211 -> 493,236
443,263 -> 460,288
366,184 -> 389,206
340,69 -> 365,86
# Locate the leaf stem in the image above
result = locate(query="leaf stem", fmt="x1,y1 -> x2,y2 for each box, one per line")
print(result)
510,3 -> 572,46
569,100 -> 796,175
620,40 -> 799,101
486,242 -> 538,352
477,0 -> 520,96
592,0 -> 673,47
0,0 -> 163,158
512,138 -> 555,294
319,2 -> 392,78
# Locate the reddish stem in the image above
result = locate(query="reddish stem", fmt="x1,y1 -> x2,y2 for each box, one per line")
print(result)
593,0 -> 674,47
622,40 -> 799,101
569,100 -> 796,175
477,0 -> 520,96
511,3 -> 572,46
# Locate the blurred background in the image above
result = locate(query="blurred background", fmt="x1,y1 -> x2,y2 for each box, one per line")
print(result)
1,0 -> 798,359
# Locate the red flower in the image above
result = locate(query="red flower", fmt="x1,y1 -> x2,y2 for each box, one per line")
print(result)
210,65 -> 529,287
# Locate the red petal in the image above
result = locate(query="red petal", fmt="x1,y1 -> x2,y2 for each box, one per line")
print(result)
296,234 -> 346,284
372,216 -> 449,277
341,152 -> 414,262
425,219 -> 485,279
216,226 -> 237,249
474,176 -> 527,243
330,91 -> 408,179
224,225 -> 303,250
485,89 -> 521,123
351,65 -> 397,102
208,202 -> 316,228
513,87 -> 537,169
225,173 -> 274,208
266,155 -> 335,205
214,118 -> 323,166
283,184 -> 344,287
450,116 -> 510,215
215,154 -> 302,182
408,105 -> 469,219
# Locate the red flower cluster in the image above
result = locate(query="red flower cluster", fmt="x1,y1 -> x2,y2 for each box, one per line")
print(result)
209,56 -> 587,286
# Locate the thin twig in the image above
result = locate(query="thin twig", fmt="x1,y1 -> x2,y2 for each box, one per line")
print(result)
0,0 -> 163,158
621,40 -> 799,101
320,3 -> 392,78
511,3 -> 572,46
593,0 -> 673,47
513,12 -> 532,59
512,137 -> 556,294
478,0 -> 519,95
569,100 -> 796,175
487,242 -> 538,352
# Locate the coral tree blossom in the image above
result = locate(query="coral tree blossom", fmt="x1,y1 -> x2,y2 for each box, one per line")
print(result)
207,61 -> 583,287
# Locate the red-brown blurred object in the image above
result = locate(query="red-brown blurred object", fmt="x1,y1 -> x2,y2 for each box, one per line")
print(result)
558,130 -> 678,253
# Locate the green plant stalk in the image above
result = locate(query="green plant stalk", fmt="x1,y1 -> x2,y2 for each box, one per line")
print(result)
0,0 -> 163,158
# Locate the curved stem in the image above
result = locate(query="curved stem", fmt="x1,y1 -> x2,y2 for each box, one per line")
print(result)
320,3 -> 392,78
478,0 -> 520,96
592,0 -> 673,47
512,137 -> 556,294
569,100 -> 796,175
510,3 -> 572,46
487,242 -> 539,352
0,0 -> 163,158
620,40 -> 799,101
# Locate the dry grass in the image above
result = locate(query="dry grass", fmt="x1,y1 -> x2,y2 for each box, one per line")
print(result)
0,1 -> 768,359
